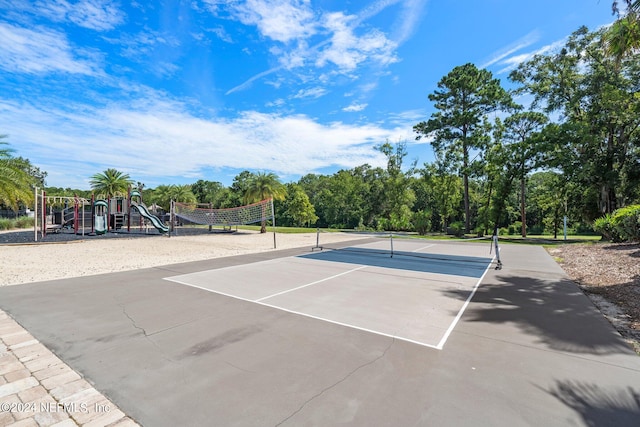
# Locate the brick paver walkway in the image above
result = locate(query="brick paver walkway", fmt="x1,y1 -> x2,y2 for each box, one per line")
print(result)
0,310 -> 139,426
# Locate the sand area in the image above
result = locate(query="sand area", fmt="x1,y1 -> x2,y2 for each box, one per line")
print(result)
0,230 -> 364,286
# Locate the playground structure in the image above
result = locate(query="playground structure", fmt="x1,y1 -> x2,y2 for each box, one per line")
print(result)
33,188 -> 168,241
33,187 -> 276,246
33,190 -> 91,241
93,189 -> 169,235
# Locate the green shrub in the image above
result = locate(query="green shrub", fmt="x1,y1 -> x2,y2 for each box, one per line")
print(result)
593,205 -> 640,242
447,221 -> 464,237
593,214 -> 616,241
0,218 -> 11,230
473,226 -> 486,237
612,205 -> 640,242
528,225 -> 544,235
574,222 -> 598,234
508,221 -> 522,236
412,210 -> 432,235
0,216 -> 33,230
15,216 -> 33,229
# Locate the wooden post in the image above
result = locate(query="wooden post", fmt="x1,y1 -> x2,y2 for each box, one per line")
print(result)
34,187 -> 38,242
271,198 -> 276,249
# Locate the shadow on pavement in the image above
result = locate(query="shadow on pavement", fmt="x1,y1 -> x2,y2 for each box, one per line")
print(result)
545,380 -> 640,427
447,274 -> 633,355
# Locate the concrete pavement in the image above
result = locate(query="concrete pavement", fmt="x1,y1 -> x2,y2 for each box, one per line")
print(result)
0,240 -> 638,426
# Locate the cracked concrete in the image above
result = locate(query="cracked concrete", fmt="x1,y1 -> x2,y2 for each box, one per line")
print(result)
120,305 -> 148,337
275,338 -> 395,426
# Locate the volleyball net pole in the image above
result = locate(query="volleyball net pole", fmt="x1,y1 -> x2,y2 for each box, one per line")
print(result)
271,198 -> 276,249
34,187 -> 38,242
492,234 -> 502,270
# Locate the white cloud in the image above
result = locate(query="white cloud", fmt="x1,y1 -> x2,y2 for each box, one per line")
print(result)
231,0 -> 316,43
67,0 -> 124,31
2,0 -> 124,31
226,66 -> 282,94
390,0 -> 428,44
266,98 -> 286,107
292,87 -> 327,99
207,26 -> 233,43
223,0 -> 406,95
0,22 -> 98,74
0,95 -> 413,188
104,29 -> 181,62
480,30 -> 540,69
153,61 -> 180,77
480,30 -> 570,75
495,38 -> 566,74
343,103 -> 367,112
199,0 -> 223,14
387,109 -> 425,124
359,81 -> 379,94
316,12 -> 397,72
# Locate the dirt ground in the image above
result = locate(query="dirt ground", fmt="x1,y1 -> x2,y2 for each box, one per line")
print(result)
549,242 -> 640,354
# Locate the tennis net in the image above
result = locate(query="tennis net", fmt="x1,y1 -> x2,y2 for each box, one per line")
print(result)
309,231 -> 502,272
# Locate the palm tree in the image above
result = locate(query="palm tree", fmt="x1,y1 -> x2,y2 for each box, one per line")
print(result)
606,0 -> 640,61
0,136 -> 35,211
169,184 -> 197,204
150,184 -> 197,210
243,172 -> 287,233
89,168 -> 133,199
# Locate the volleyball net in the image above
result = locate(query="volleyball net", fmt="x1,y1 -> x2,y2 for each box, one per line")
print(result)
172,199 -> 274,227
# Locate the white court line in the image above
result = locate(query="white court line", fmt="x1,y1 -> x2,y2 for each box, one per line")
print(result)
256,265 -> 367,302
412,244 -> 435,252
164,277 -> 261,305
254,301 -> 441,350
164,249 -> 497,351
164,275 -> 441,350
434,255 -> 495,349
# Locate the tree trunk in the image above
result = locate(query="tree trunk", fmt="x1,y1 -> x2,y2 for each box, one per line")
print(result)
463,174 -> 470,234
484,181 -> 493,236
520,177 -> 527,237
463,141 -> 470,234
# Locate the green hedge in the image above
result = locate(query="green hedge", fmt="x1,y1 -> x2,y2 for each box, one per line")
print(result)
0,216 -> 33,230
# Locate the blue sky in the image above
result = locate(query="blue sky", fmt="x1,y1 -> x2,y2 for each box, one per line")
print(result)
0,0 -> 614,189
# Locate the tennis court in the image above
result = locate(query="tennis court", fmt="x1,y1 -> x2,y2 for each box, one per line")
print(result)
165,237 -> 498,349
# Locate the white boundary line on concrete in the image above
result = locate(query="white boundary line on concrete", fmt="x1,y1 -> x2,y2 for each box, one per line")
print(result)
435,256 -> 495,349
164,246 -> 496,351
164,275 -> 442,350
257,301 -> 441,350
412,243 -> 436,252
256,266 -> 367,302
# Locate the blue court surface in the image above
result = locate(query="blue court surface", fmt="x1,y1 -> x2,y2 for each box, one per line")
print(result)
165,238 -> 496,349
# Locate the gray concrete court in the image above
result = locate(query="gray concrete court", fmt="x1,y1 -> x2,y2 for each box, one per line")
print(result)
1,238 -> 639,426
166,239 -> 494,349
